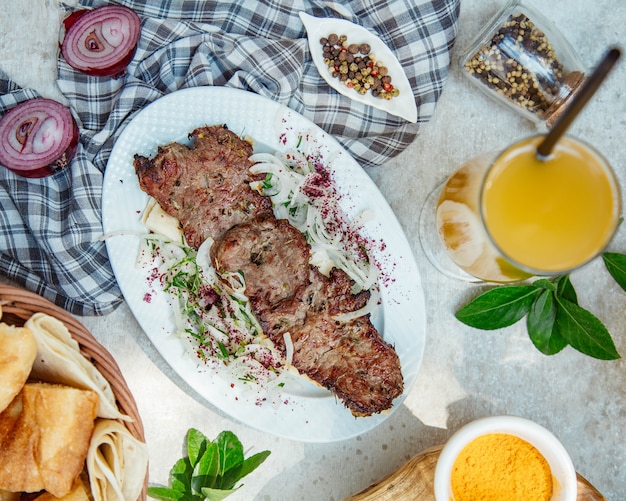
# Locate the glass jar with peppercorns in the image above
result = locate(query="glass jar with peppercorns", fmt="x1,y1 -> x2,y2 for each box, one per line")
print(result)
459,0 -> 586,129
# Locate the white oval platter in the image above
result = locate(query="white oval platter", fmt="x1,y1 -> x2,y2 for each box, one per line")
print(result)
102,86 -> 426,442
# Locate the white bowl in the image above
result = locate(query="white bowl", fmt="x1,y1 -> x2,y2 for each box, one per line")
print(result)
434,416 -> 577,501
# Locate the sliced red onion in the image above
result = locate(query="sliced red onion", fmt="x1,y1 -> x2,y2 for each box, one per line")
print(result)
0,98 -> 79,178
61,5 -> 141,78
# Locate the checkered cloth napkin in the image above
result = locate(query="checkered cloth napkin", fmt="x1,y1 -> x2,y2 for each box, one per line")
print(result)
0,0 -> 459,315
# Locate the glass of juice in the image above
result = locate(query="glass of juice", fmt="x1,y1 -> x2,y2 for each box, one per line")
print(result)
420,135 -> 621,283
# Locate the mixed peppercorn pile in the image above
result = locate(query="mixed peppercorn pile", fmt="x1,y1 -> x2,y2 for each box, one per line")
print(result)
320,33 -> 399,100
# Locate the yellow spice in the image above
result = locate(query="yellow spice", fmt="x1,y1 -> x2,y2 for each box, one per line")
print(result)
451,433 -> 553,501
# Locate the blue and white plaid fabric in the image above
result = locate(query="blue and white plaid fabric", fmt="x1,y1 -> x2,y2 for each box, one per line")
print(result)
0,0 -> 459,315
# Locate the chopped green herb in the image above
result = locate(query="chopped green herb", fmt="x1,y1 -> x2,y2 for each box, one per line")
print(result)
217,342 -> 229,359
261,173 -> 274,189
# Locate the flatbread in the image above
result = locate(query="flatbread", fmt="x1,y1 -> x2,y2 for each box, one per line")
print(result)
87,419 -> 149,501
141,197 -> 184,243
0,383 -> 98,497
25,313 -> 130,421
0,322 -> 37,413
0,490 -> 20,501
33,476 -> 91,501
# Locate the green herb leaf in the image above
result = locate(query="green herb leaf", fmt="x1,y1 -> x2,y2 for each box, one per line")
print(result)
554,296 -> 621,360
216,431 -> 244,476
218,450 -> 271,491
148,429 -> 270,501
187,428 -> 209,467
532,278 -> 556,292
146,486 -> 187,501
192,442 -> 219,495
169,457 -> 193,495
603,252 -> 626,292
455,273 -> 620,361
455,286 -> 538,329
554,275 -> 578,304
201,487 -> 239,501
238,450 -> 272,480
527,289 -> 567,355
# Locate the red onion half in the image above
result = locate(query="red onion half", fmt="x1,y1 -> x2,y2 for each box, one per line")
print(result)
0,98 -> 79,178
61,5 -> 141,78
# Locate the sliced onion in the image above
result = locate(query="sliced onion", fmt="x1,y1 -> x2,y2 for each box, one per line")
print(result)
0,98 -> 79,178
283,332 -> 294,368
61,5 -> 141,78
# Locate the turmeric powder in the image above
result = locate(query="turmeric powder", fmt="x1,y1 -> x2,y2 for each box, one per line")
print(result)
450,433 -> 553,501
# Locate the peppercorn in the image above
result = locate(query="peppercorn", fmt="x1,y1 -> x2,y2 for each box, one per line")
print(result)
319,32 -> 399,100
463,13 -> 583,122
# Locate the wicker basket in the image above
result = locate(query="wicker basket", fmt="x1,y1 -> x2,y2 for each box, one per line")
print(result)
0,284 -> 148,500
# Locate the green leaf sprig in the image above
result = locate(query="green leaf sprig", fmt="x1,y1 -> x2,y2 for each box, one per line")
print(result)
147,429 -> 270,501
455,252 -> 626,360
602,252 -> 626,289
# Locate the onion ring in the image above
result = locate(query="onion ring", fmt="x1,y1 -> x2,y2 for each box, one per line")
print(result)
0,98 -> 79,178
61,5 -> 141,78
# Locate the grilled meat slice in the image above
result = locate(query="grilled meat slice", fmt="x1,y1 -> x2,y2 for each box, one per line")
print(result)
305,267 -> 371,317
212,214 -> 402,416
255,267 -> 370,339
212,215 -> 370,334
281,313 -> 403,417
134,125 -> 273,248
211,213 -> 310,309
259,289 -> 402,416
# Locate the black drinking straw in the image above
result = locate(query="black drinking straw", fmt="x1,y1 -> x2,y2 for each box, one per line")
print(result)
536,47 -> 622,159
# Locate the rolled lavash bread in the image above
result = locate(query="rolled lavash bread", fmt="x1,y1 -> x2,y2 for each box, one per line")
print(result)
24,312 -> 130,421
87,419 -> 149,501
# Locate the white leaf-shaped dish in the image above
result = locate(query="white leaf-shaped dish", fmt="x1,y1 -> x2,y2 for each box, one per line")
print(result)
300,12 -> 418,123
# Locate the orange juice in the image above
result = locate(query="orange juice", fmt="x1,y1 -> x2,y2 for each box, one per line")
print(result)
436,136 -> 620,282
483,136 -> 620,273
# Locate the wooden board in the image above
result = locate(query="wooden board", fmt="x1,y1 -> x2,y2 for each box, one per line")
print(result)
345,445 -> 605,501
